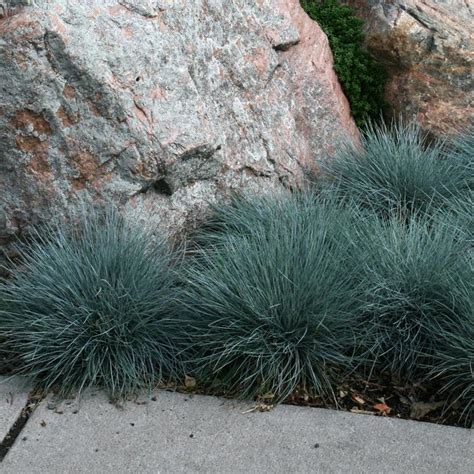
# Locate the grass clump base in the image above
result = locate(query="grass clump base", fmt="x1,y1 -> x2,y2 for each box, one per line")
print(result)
0,207 -> 182,400
427,322 -> 473,425
178,192 -> 363,402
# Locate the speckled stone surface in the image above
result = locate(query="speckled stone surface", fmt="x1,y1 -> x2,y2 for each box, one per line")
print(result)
345,0 -> 474,136
0,0 -> 357,263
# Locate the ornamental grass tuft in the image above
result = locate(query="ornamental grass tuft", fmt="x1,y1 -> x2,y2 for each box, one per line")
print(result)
177,192 -> 364,401
427,318 -> 474,427
322,121 -> 473,217
0,206 -> 182,399
352,211 -> 472,382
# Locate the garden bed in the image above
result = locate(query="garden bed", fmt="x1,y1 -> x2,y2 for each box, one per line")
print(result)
160,370 -> 469,428
1,122 -> 472,429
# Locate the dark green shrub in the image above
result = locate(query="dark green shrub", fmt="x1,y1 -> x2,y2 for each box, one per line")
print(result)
352,212 -> 472,382
301,0 -> 386,125
177,192 -> 364,401
321,121 -> 473,217
0,207 -> 182,399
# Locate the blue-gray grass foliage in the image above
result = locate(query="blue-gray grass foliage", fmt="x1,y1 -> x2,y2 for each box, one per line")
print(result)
427,316 -> 473,425
0,207 -> 182,399
176,192 -> 365,401
350,211 -> 472,383
321,121 -> 473,217
0,123 -> 471,426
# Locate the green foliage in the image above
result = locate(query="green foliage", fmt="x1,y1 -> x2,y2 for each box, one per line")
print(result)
301,0 -> 386,125
352,212 -> 472,382
0,207 -> 182,399
321,121 -> 473,217
177,192 -> 364,400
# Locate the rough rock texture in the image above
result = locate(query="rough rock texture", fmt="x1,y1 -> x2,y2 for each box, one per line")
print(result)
0,1 -> 27,18
344,0 -> 474,136
0,0 -> 357,259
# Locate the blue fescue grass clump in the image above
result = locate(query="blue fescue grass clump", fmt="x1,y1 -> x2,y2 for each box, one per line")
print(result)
428,317 -> 474,426
321,122 -> 473,419
321,121 -> 473,217
447,128 -> 474,179
352,211 -> 473,383
177,192 -> 364,401
0,207 -> 182,399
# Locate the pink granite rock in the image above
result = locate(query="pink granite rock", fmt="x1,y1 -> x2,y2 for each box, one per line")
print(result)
0,0 -> 357,259
345,0 -> 474,136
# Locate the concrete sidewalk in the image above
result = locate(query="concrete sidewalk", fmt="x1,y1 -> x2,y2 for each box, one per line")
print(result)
0,376 -> 32,441
0,377 -> 472,473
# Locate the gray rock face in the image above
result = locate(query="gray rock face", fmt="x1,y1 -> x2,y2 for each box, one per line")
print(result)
0,0 -> 30,18
0,0 -> 357,258
344,0 -> 474,136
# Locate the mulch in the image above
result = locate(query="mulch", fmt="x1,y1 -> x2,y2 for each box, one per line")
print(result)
166,372 -> 471,429
283,373 -> 468,428
0,339 -> 18,376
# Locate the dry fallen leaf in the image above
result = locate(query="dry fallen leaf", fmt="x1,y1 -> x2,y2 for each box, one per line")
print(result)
410,401 -> 445,419
350,408 -> 376,416
351,394 -> 366,405
184,375 -> 196,389
242,403 -> 275,414
373,402 -> 391,415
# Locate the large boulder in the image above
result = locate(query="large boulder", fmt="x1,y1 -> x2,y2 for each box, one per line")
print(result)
344,0 -> 474,136
0,0 -> 357,259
